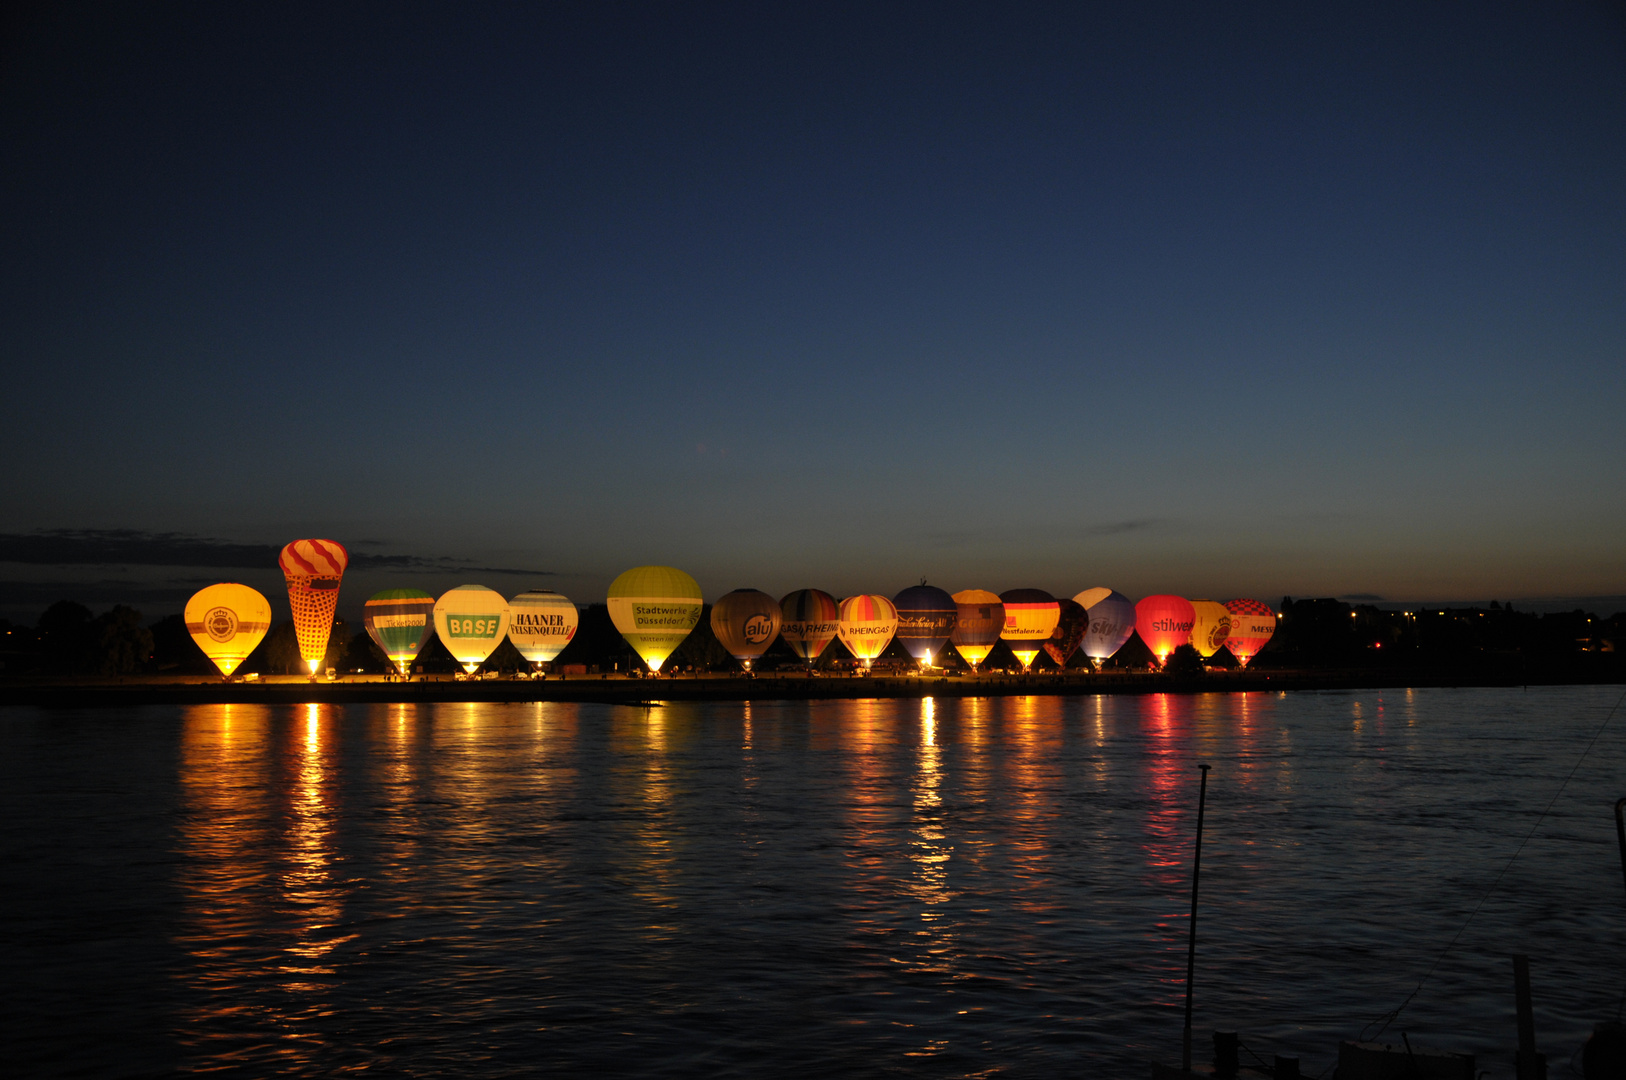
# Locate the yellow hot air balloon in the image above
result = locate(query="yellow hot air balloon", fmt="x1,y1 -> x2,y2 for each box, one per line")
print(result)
999,589 -> 1060,672
433,585 -> 512,674
279,538 -> 348,674
184,583 -> 273,677
607,566 -> 703,673
1189,600 -> 1233,659
837,594 -> 898,669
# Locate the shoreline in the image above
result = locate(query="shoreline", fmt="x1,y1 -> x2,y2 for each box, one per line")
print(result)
2,667 -> 1620,707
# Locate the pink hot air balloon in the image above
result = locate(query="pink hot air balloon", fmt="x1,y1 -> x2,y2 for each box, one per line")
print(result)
1135,594 -> 1195,667
1223,599 -> 1277,667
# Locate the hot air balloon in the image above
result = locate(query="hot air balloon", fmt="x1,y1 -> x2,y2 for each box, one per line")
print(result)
1076,588 -> 1137,670
507,590 -> 579,671
1189,600 -> 1233,659
779,588 -> 840,665
279,539 -> 348,674
837,594 -> 898,669
184,583 -> 272,677
1135,594 -> 1196,668
999,589 -> 1060,672
433,585 -> 511,674
1041,598 -> 1088,670
893,583 -> 957,668
606,566 -> 703,673
950,589 -> 1004,672
710,589 -> 782,672
364,589 -> 436,676
1223,599 -> 1277,667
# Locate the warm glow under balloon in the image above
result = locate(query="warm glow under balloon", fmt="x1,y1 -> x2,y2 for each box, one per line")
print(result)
950,589 -> 1004,671
607,566 -> 703,672
433,585 -> 511,674
184,583 -> 272,677
1077,588 -> 1137,669
1189,600 -> 1233,658
1042,598 -> 1088,669
1223,599 -> 1277,667
999,589 -> 1060,672
279,538 -> 348,673
837,594 -> 898,667
893,584 -> 957,666
779,589 -> 840,663
364,589 -> 435,675
710,589 -> 782,670
507,590 -> 579,668
1135,595 -> 1196,666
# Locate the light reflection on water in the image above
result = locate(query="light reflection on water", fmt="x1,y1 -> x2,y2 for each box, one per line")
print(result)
2,687 -> 1624,1078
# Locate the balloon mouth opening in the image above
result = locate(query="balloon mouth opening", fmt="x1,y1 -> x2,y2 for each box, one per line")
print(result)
306,659 -> 320,674
462,663 -> 480,675
647,659 -> 664,673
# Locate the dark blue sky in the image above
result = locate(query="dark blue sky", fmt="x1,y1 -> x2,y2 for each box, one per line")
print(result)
3,2 -> 1623,620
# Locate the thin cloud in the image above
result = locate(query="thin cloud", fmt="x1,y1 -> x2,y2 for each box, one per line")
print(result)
1085,519 -> 1162,536
0,529 -> 554,576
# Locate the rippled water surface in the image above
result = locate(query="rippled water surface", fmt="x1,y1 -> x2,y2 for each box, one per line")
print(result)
3,688 -> 1624,1077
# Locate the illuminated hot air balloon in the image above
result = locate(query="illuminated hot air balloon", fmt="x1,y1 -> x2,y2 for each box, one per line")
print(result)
1041,598 -> 1088,670
1189,600 -> 1233,659
607,565 -> 703,673
184,583 -> 272,677
710,589 -> 782,671
279,539 -> 348,674
1223,599 -> 1277,667
433,585 -> 511,674
837,594 -> 898,669
1135,594 -> 1196,668
364,589 -> 436,676
779,588 -> 840,665
893,583 -> 957,668
1076,588 -> 1137,669
999,589 -> 1060,672
950,589 -> 1004,672
507,590 -> 579,670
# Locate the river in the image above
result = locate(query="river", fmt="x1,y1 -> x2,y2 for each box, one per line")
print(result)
2,687 -> 1623,1077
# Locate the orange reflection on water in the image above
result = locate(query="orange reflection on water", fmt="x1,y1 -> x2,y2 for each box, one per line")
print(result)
280,704 -> 353,986
908,698 -> 951,917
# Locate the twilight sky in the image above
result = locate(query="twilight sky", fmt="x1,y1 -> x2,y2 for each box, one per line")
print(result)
3,2 -> 1623,622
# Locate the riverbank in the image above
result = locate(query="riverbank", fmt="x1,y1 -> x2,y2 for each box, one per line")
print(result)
2,664 -> 1620,707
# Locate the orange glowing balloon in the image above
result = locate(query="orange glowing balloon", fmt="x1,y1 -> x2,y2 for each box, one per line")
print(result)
279,538 -> 348,673
184,583 -> 273,677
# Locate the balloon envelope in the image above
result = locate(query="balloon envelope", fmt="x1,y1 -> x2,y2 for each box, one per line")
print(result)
710,589 -> 782,669
279,539 -> 348,672
1041,598 -> 1088,669
837,594 -> 898,665
365,589 -> 436,675
893,584 -> 957,665
185,583 -> 272,677
508,590 -> 579,667
779,589 -> 840,662
999,589 -> 1060,671
950,589 -> 1004,670
433,585 -> 512,674
1135,595 -> 1196,665
1223,599 -> 1277,667
607,565 -> 703,672
1189,600 -> 1233,658
1077,588 -> 1137,667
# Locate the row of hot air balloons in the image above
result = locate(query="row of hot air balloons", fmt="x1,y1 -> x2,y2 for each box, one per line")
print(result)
180,544 -> 1279,680
183,540 -> 582,678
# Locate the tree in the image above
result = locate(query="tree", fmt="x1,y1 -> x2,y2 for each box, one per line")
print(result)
92,605 -> 152,675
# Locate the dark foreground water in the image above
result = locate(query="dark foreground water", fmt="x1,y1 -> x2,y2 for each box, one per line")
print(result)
2,688 -> 1624,1078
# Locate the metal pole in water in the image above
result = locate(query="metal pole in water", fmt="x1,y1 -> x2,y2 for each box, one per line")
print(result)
1614,798 -> 1626,906
1182,763 -> 1211,1074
